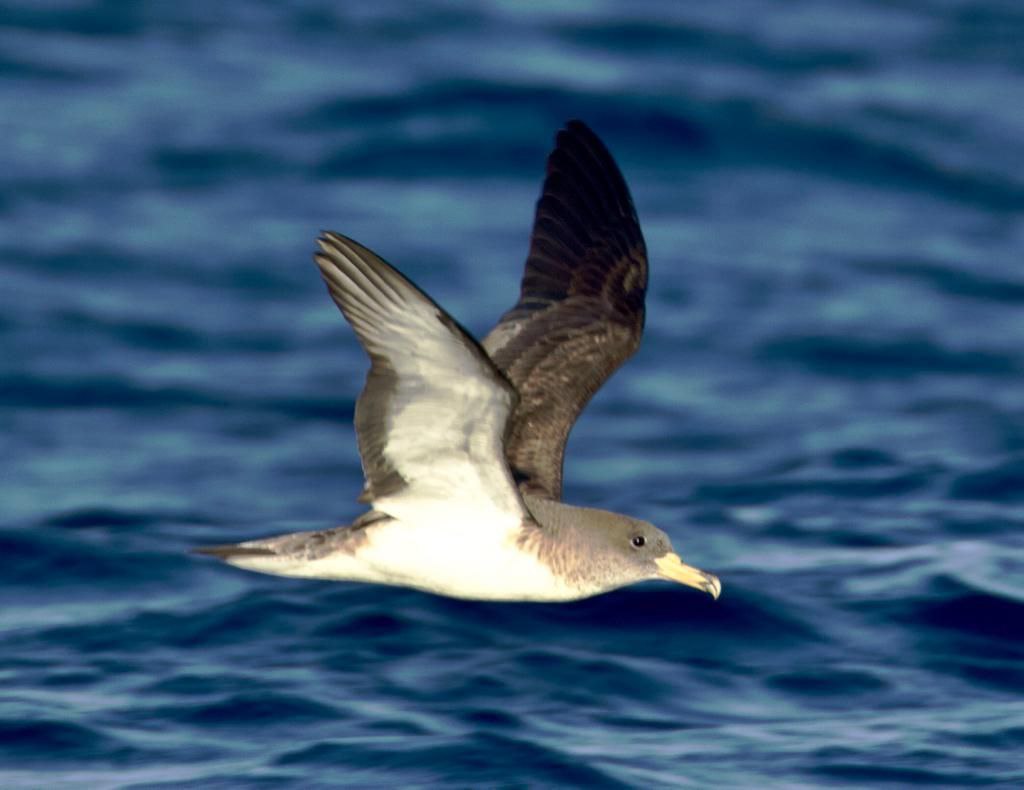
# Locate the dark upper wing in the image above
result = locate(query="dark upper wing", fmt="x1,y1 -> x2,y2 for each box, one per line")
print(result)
314,233 -> 529,529
482,120 -> 648,501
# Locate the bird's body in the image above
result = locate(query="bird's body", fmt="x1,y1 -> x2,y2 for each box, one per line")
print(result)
201,496 -> 714,602
205,507 -> 559,601
215,514 -> 562,602
197,121 -> 721,603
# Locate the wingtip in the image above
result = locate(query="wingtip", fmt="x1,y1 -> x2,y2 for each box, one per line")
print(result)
563,118 -> 591,135
313,232 -> 384,277
558,119 -> 603,148
315,230 -> 348,255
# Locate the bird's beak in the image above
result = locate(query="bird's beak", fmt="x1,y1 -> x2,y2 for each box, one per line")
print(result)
655,553 -> 721,599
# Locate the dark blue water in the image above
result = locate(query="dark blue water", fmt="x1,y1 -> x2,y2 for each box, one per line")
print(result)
3,2 -> 1024,787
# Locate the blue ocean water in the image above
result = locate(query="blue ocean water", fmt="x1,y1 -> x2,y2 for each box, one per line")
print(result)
3,0 -> 1024,786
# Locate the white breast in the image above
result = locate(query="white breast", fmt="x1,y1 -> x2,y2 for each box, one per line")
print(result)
345,513 -> 580,601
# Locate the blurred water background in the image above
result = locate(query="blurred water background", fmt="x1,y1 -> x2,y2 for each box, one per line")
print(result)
2,1 -> 1024,787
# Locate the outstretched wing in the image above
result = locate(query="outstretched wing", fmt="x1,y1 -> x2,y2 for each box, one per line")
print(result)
315,232 -> 529,529
483,120 -> 648,501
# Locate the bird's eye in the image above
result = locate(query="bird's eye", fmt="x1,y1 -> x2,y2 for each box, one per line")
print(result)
631,535 -> 646,548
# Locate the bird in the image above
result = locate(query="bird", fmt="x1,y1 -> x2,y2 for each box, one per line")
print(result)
196,120 -> 721,603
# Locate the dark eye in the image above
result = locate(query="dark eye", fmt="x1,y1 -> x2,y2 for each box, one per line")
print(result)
631,535 -> 646,548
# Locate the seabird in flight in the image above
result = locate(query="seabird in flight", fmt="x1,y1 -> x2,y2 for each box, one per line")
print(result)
196,121 -> 721,602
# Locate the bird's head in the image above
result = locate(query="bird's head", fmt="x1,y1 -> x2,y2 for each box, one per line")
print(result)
525,497 -> 721,599
602,518 -> 721,599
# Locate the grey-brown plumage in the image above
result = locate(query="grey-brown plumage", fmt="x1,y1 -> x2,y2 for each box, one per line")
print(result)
194,121 -> 720,603
313,232 -> 521,512
484,120 -> 648,500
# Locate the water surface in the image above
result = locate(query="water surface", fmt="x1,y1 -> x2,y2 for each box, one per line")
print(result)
2,1 -> 1024,787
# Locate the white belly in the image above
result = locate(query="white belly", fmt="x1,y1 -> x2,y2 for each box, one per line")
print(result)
307,516 -> 578,601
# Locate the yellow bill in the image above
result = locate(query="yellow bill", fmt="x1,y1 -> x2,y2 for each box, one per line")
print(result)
655,553 -> 721,599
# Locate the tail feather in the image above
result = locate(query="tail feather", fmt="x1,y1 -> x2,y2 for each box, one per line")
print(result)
193,544 -> 276,560
192,523 -> 375,581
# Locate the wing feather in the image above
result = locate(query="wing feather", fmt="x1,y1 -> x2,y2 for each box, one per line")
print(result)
483,121 -> 648,500
315,232 -> 528,529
